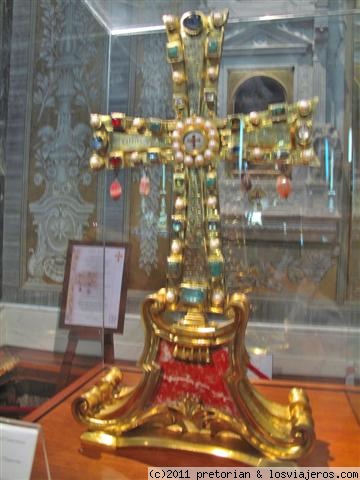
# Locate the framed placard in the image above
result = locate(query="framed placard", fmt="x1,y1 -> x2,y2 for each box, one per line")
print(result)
60,241 -> 130,334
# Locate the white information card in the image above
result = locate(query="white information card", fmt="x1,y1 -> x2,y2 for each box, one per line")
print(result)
0,418 -> 47,480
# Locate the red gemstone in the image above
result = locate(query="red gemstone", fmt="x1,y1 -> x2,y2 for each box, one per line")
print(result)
139,175 -> 150,196
109,156 -> 122,168
111,117 -> 122,130
109,178 -> 122,200
276,175 -> 292,199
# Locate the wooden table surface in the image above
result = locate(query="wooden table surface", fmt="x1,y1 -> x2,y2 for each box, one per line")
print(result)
27,364 -> 360,479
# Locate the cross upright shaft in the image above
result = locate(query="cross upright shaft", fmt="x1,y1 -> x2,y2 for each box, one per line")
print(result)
163,10 -> 229,313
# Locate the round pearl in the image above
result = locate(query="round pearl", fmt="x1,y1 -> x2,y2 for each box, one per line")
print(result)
209,237 -> 220,250
195,154 -> 204,167
176,121 -> 184,131
249,111 -> 260,126
173,71 -> 184,84
195,116 -> 204,127
298,99 -> 311,117
175,197 -> 185,210
207,195 -> 217,208
163,15 -> 176,30
184,155 -> 194,167
130,151 -> 139,163
208,66 -> 217,81
252,147 -> 262,161
208,128 -> 219,139
172,129 -> 181,140
174,151 -> 184,163
166,289 -> 176,304
172,141 -> 181,151
133,117 -> 144,129
208,139 -> 219,152
205,120 -> 215,130
89,153 -> 104,170
212,290 -> 224,307
90,114 -> 102,129
212,11 -> 224,27
171,239 -> 182,254
185,117 -> 193,126
204,149 -> 213,161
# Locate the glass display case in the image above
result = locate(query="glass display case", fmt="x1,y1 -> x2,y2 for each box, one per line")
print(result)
0,0 -> 359,471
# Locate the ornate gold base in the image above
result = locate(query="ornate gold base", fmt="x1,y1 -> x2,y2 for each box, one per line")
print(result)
72,290 -> 314,465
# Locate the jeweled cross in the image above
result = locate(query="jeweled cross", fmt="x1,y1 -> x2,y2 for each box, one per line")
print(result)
89,9 -> 319,318
75,9 -> 317,464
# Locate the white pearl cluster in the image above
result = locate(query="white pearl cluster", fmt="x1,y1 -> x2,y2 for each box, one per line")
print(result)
171,117 -> 220,168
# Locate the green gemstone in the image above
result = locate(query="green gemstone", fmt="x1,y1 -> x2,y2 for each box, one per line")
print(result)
270,104 -> 286,118
180,287 -> 206,305
149,122 -> 161,133
209,260 -> 223,277
207,38 -> 218,55
206,175 -> 217,188
167,45 -> 179,59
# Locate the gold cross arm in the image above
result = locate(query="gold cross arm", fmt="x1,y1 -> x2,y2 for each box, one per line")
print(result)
89,96 -> 319,173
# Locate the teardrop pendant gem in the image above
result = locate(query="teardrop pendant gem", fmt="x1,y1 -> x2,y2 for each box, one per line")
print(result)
276,175 -> 292,199
139,175 -> 151,196
110,178 -> 122,200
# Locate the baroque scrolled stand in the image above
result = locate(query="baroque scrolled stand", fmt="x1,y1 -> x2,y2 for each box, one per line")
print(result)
72,9 -> 316,466
73,291 -> 314,465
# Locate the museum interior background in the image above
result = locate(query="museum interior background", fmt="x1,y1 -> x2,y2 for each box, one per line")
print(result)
0,0 -> 359,411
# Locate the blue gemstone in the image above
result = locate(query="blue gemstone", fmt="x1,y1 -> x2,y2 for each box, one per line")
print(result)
183,13 -> 202,31
172,220 -> 182,233
147,152 -> 158,162
232,146 -> 240,154
92,136 -> 103,150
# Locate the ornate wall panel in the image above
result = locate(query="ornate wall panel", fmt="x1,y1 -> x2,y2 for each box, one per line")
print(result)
3,0 -> 108,304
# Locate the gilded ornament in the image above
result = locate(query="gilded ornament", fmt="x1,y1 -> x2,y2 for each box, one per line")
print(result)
80,7 -> 317,466
163,14 -> 178,31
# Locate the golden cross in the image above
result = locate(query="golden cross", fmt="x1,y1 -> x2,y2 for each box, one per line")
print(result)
74,9 -> 316,464
89,9 -> 319,316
